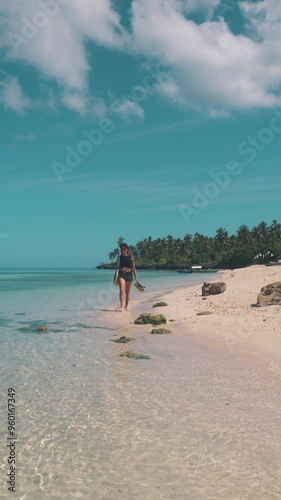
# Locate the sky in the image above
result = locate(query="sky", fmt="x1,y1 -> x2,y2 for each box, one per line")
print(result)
1,0 -> 281,267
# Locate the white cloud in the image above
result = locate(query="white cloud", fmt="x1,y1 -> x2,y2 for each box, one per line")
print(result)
240,0 -> 281,41
2,2 -> 89,90
62,90 -> 88,115
130,0 -> 281,113
0,0 -> 126,113
66,0 -> 128,48
0,0 -> 281,116
111,99 -> 145,121
0,73 -> 31,114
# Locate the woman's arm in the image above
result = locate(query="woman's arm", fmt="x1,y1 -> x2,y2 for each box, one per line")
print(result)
131,258 -> 138,281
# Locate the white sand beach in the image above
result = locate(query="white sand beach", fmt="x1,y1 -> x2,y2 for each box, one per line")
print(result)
115,264 -> 281,373
155,265 -> 281,373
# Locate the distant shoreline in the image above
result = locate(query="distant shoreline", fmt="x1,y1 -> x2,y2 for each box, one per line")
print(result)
96,263 -> 222,270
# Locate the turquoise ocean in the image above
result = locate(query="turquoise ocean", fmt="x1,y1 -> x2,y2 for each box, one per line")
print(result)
0,268 -> 207,499
1,269 -> 280,500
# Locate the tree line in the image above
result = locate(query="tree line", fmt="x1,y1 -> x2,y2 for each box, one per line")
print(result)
105,220 -> 281,269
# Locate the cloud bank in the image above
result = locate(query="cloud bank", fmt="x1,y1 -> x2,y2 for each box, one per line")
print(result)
0,0 -> 281,115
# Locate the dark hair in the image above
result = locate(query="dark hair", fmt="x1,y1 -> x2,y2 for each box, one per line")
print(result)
120,243 -> 130,253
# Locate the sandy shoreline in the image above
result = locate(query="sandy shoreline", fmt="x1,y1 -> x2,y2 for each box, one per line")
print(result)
105,265 -> 281,499
114,265 -> 281,374
159,265 -> 281,373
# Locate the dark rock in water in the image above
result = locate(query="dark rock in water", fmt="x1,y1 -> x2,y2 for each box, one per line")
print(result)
152,302 -> 168,308
18,321 -> 49,333
35,326 -> 47,333
120,350 -> 151,360
196,311 -> 212,316
257,281 -> 281,306
110,336 -> 135,343
202,282 -> 226,296
151,328 -> 172,334
134,313 -> 166,325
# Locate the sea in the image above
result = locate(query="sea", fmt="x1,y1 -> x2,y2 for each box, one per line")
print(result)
1,269 -> 281,499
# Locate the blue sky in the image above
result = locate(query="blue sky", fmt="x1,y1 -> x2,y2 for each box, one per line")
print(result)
1,0 -> 281,267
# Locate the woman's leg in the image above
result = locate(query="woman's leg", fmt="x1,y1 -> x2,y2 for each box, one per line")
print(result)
118,278 -> 125,310
125,281 -> 133,309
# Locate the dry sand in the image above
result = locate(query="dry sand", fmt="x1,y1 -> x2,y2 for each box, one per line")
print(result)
114,264 -> 281,373
151,265 -> 281,373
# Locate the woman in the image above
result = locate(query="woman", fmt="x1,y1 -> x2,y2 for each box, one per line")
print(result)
117,243 -> 138,311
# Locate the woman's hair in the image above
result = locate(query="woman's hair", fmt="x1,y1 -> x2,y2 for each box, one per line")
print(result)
120,243 -> 131,254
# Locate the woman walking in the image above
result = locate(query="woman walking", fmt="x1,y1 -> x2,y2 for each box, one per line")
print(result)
116,243 -> 138,311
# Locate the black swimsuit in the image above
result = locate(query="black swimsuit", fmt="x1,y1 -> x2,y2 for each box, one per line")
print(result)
119,255 -> 133,281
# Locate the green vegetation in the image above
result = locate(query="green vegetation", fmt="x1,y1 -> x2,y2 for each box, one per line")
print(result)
105,220 -> 281,270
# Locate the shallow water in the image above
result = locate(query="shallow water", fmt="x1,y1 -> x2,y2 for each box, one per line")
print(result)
1,269 -> 280,499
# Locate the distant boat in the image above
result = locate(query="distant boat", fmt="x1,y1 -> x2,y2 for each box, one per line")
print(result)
177,266 -> 219,274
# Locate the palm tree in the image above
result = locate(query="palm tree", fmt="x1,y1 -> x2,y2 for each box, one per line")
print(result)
108,248 -> 120,261
183,233 -> 193,263
173,238 -> 184,263
214,227 -> 228,251
166,234 -> 174,264
193,233 -> 207,259
154,237 -> 165,263
106,219 -> 281,268
108,236 -> 126,261
117,236 -> 125,247
270,219 -> 281,239
252,221 -> 268,252
236,225 -> 252,245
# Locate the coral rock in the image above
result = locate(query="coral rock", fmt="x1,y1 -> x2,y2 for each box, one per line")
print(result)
202,282 -> 226,296
257,281 -> 281,306
150,328 -> 172,334
134,313 -> 167,325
